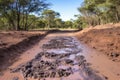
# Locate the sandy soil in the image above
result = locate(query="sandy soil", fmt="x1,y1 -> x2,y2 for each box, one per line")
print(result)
0,33 -> 106,80
0,25 -> 120,80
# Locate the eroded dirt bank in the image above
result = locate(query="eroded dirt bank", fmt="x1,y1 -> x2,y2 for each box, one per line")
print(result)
0,31 -> 47,71
76,26 -> 120,62
75,24 -> 120,80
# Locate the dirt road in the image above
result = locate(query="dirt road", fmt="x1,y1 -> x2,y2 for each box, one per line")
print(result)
0,32 -> 120,80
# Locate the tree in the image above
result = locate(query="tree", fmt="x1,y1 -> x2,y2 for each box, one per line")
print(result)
54,18 -> 63,28
107,0 -> 120,22
77,0 -> 120,27
73,15 -> 87,29
0,16 -> 8,30
42,9 -> 60,29
35,19 -> 46,29
64,21 -> 73,28
0,0 -> 49,30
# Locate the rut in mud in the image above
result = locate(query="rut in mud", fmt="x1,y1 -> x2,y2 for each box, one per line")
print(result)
10,36 -> 105,80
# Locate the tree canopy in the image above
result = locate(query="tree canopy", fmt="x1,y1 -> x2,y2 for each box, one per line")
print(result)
42,9 -> 60,29
0,0 -> 119,30
0,0 -> 49,30
75,0 -> 120,28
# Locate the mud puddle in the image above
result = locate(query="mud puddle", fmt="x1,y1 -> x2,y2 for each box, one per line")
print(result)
0,36 -> 106,80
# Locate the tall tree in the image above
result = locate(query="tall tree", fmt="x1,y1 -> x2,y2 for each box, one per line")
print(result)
64,21 -> 73,28
0,0 -> 49,30
42,10 -> 60,29
77,0 -> 120,27
54,18 -> 63,28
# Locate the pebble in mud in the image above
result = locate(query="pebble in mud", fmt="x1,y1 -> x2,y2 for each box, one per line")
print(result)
64,59 -> 74,65
12,77 -> 19,80
104,76 -> 108,80
110,52 -> 119,58
35,52 -> 43,59
11,36 -> 105,80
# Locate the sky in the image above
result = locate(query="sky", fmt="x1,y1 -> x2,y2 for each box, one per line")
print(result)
47,0 -> 83,21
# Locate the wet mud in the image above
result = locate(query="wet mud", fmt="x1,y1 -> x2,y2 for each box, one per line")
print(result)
10,36 -> 105,80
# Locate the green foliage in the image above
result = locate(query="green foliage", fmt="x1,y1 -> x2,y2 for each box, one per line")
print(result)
0,0 -> 49,30
77,0 -> 120,27
64,21 -> 73,28
42,9 -> 60,29
36,19 -> 46,29
54,18 -> 63,28
2,0 -> 119,30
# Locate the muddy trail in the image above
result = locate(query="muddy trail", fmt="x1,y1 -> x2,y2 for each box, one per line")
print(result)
0,33 -> 120,80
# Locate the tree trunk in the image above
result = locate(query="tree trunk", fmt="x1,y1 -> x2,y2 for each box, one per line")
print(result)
98,16 -> 101,25
16,0 -> 21,31
24,11 -> 28,30
16,11 -> 21,30
115,11 -> 119,22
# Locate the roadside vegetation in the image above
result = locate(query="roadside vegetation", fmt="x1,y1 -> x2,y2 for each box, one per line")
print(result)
0,0 -> 120,30
0,0 -> 78,31
77,0 -> 120,27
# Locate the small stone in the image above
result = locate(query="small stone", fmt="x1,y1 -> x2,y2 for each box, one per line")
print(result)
12,77 -> 19,80
65,59 -> 73,64
104,76 -> 108,80
35,53 -> 42,59
25,63 -> 32,70
50,71 -> 56,78
24,68 -> 32,77
110,53 -> 119,57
